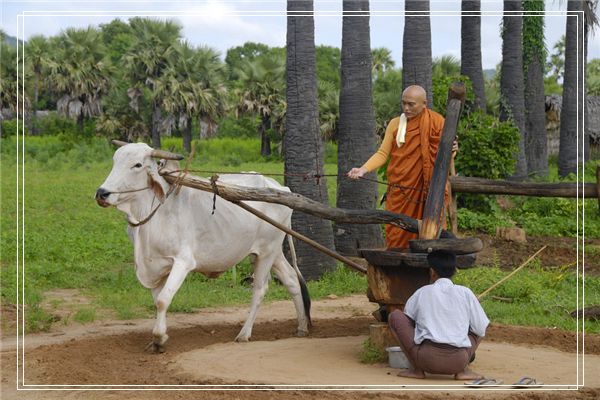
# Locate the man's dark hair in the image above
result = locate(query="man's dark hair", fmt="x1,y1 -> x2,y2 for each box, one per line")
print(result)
427,250 -> 457,278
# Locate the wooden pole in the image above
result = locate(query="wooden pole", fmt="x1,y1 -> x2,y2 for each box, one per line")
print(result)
448,158 -> 458,236
477,245 -> 547,300
420,83 -> 465,239
450,176 -> 598,198
231,200 -> 367,274
161,172 -> 425,234
596,164 -> 600,213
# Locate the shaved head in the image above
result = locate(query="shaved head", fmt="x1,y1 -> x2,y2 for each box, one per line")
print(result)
403,85 -> 427,101
402,85 -> 428,119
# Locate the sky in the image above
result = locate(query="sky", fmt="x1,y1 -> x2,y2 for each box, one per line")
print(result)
1,0 -> 599,70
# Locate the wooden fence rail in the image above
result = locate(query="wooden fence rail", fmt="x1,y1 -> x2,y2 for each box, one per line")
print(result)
449,174 -> 599,199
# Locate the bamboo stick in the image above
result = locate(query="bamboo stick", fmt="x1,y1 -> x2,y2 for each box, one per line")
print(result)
477,245 -> 547,300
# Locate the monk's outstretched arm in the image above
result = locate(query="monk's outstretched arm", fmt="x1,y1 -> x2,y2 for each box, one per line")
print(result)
348,118 -> 398,179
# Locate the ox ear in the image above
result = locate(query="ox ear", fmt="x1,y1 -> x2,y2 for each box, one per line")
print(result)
146,163 -> 169,203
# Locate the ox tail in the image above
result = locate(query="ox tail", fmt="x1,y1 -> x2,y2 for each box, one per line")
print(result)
287,234 -> 312,328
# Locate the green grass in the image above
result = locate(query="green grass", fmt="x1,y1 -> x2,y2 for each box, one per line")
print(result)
1,135 -> 599,334
359,337 -> 387,364
73,307 -> 96,323
454,263 -> 600,333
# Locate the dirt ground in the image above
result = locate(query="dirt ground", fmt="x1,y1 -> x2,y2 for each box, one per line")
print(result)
473,234 -> 599,273
2,235 -> 599,399
2,295 -> 600,400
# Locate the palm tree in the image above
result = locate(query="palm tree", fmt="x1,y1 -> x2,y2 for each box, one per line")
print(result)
558,0 -> 598,176
158,43 -> 226,153
25,35 -> 50,135
195,46 -> 228,140
403,0 -> 433,105
336,0 -> 383,256
371,47 -> 395,79
234,54 -> 285,156
0,34 -> 30,123
285,0 -> 336,280
523,0 -> 548,177
432,55 -> 461,78
317,80 -> 339,141
373,68 -> 403,136
48,27 -> 113,132
124,18 -> 182,148
500,1 -> 527,180
460,0 -> 486,111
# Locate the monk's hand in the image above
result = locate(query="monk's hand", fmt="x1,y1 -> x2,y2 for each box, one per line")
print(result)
347,167 -> 367,179
452,139 -> 459,158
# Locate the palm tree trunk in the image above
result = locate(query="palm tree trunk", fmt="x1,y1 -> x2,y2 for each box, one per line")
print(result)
336,0 -> 383,255
151,101 -> 161,149
77,112 -> 84,133
558,0 -> 585,176
183,117 -> 192,153
523,0 -> 548,177
260,114 -> 272,157
32,72 -> 40,135
524,56 -> 548,176
285,0 -> 336,280
500,1 -> 527,180
461,0 -> 486,111
403,0 -> 433,106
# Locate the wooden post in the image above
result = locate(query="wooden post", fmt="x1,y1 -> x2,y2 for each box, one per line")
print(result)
448,159 -> 458,236
419,83 -> 465,240
597,164 -> 600,213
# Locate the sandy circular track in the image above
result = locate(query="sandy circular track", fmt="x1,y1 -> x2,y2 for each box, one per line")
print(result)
2,295 -> 599,400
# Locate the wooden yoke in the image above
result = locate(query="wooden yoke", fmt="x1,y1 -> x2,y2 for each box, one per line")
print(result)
419,83 -> 466,240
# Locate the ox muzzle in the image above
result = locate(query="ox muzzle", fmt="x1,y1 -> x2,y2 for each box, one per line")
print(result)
95,188 -> 111,207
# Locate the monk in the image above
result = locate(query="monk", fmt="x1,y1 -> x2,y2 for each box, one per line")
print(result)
348,85 -> 453,249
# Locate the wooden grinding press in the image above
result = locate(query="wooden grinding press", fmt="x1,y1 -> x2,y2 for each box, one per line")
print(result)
358,83 -> 484,350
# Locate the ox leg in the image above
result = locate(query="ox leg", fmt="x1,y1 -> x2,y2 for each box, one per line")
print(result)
235,255 -> 274,342
146,263 -> 190,353
272,254 -> 309,337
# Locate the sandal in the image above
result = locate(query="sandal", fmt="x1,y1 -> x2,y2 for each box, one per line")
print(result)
464,378 -> 504,387
512,376 -> 543,388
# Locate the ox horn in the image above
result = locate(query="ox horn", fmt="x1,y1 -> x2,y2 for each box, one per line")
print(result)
150,149 -> 185,160
112,140 -> 130,147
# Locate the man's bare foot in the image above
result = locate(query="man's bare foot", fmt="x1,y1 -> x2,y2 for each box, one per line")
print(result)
454,367 -> 483,380
397,368 -> 426,379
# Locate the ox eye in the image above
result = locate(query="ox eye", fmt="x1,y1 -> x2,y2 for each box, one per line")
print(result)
132,163 -> 143,169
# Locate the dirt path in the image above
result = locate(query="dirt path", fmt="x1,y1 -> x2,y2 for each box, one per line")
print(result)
2,295 -> 599,400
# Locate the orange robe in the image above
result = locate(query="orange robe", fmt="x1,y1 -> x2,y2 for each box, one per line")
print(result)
362,109 -> 448,249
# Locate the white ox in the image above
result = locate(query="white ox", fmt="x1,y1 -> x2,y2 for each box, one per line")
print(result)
95,143 -> 310,352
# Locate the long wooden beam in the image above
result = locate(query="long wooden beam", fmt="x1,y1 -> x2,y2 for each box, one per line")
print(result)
232,200 -> 367,274
449,176 -> 598,198
420,82 -> 465,239
161,172 -> 424,233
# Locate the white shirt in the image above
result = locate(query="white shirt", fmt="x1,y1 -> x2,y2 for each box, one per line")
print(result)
404,278 -> 490,348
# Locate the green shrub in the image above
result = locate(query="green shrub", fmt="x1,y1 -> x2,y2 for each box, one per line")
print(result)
217,116 -> 260,138
456,110 -> 520,179
1,119 -> 22,137
359,338 -> 387,364
457,208 -> 514,234
454,110 -> 520,212
431,75 -> 475,116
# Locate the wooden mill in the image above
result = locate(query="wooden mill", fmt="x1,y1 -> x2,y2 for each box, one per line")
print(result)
150,82 -> 484,349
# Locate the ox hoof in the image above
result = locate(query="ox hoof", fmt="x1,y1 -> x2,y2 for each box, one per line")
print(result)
235,335 -> 251,343
296,329 -> 309,338
145,341 -> 166,353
